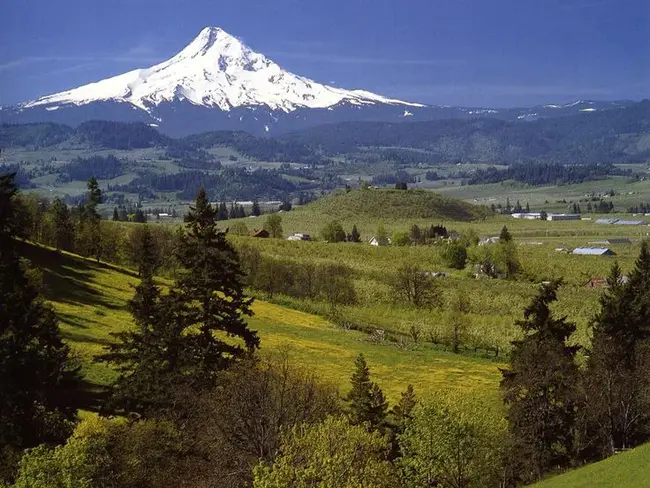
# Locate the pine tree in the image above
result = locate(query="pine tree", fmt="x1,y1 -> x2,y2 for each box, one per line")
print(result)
174,188 -> 259,377
0,174 -> 81,470
79,178 -> 102,261
391,384 -> 417,429
583,244 -> 650,457
99,189 -> 259,414
50,197 -> 73,252
112,207 -> 120,221
349,224 -> 361,243
347,354 -> 388,430
499,225 -> 512,242
525,202 -> 530,213
229,203 -> 237,219
500,280 -> 580,483
251,200 -> 261,216
217,201 -> 229,221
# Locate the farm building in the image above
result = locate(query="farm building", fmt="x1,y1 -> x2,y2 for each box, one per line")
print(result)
287,233 -> 312,241
572,247 -> 616,256
586,275 -> 629,287
250,229 -> 270,238
511,213 -> 542,220
369,236 -> 391,246
595,218 -> 645,225
479,236 -> 500,246
588,238 -> 632,245
548,214 -> 581,221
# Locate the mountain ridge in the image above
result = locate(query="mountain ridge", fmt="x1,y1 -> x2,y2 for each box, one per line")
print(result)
0,27 -> 639,136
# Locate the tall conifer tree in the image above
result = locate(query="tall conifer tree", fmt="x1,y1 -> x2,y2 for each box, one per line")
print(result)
501,280 -> 579,483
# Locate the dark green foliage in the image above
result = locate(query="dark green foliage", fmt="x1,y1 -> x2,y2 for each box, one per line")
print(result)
501,280 -> 580,483
75,120 -> 168,149
49,197 -> 74,252
499,225 -> 512,242
281,101 -> 650,164
391,384 -> 417,430
409,224 -> 424,245
346,354 -> 388,431
582,245 -> 650,458
112,207 -> 119,221
58,155 -> 124,182
395,181 -> 408,190
348,224 -> 361,243
133,208 -> 147,223
99,188 -> 259,414
467,162 -> 627,186
173,187 -> 260,374
251,200 -> 261,216
392,264 -> 442,308
442,241 -> 468,270
0,174 -> 81,480
320,220 -> 347,243
217,201 -> 229,221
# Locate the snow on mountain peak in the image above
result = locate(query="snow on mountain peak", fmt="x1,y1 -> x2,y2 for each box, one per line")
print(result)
23,26 -> 422,114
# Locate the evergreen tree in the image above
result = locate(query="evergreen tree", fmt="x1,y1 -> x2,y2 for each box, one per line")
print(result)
229,203 -> 237,219
133,209 -> 147,223
99,189 -> 259,414
217,201 -> 229,221
251,200 -> 261,216
514,200 -> 523,212
49,197 -> 73,252
500,280 -> 580,483
391,384 -> 417,429
346,354 -> 388,430
348,224 -> 361,243
505,197 -> 511,212
174,188 -> 259,377
112,207 -> 120,221
236,204 -> 246,218
526,202 -> 530,213
79,178 -> 102,261
0,174 -> 81,476
499,225 -> 512,242
409,224 -> 423,245
583,245 -> 650,457
118,207 -> 128,222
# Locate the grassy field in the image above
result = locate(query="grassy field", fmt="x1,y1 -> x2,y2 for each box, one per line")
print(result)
532,443 -> 650,488
21,242 -> 502,404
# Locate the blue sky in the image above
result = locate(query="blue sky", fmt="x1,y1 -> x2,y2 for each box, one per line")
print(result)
1,0 -> 648,107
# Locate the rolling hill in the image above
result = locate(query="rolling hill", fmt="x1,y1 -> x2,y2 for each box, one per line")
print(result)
304,188 -> 492,222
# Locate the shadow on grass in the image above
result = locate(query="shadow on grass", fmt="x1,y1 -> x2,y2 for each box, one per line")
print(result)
19,241 -> 129,312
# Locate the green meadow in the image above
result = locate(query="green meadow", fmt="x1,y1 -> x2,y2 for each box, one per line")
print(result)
23,242 -> 502,404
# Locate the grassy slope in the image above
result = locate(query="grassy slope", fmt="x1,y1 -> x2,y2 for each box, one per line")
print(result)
532,443 -> 650,488
22,242 -> 502,403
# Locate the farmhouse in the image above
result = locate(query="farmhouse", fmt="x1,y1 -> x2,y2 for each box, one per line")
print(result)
250,229 -> 270,238
511,212 -> 542,220
572,247 -> 616,256
369,236 -> 391,246
548,214 -> 581,221
287,233 -> 312,241
479,236 -> 500,246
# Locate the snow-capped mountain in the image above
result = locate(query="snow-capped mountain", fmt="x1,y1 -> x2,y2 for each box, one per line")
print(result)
0,27 -> 636,136
2,27 -> 432,135
24,27 -> 423,114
